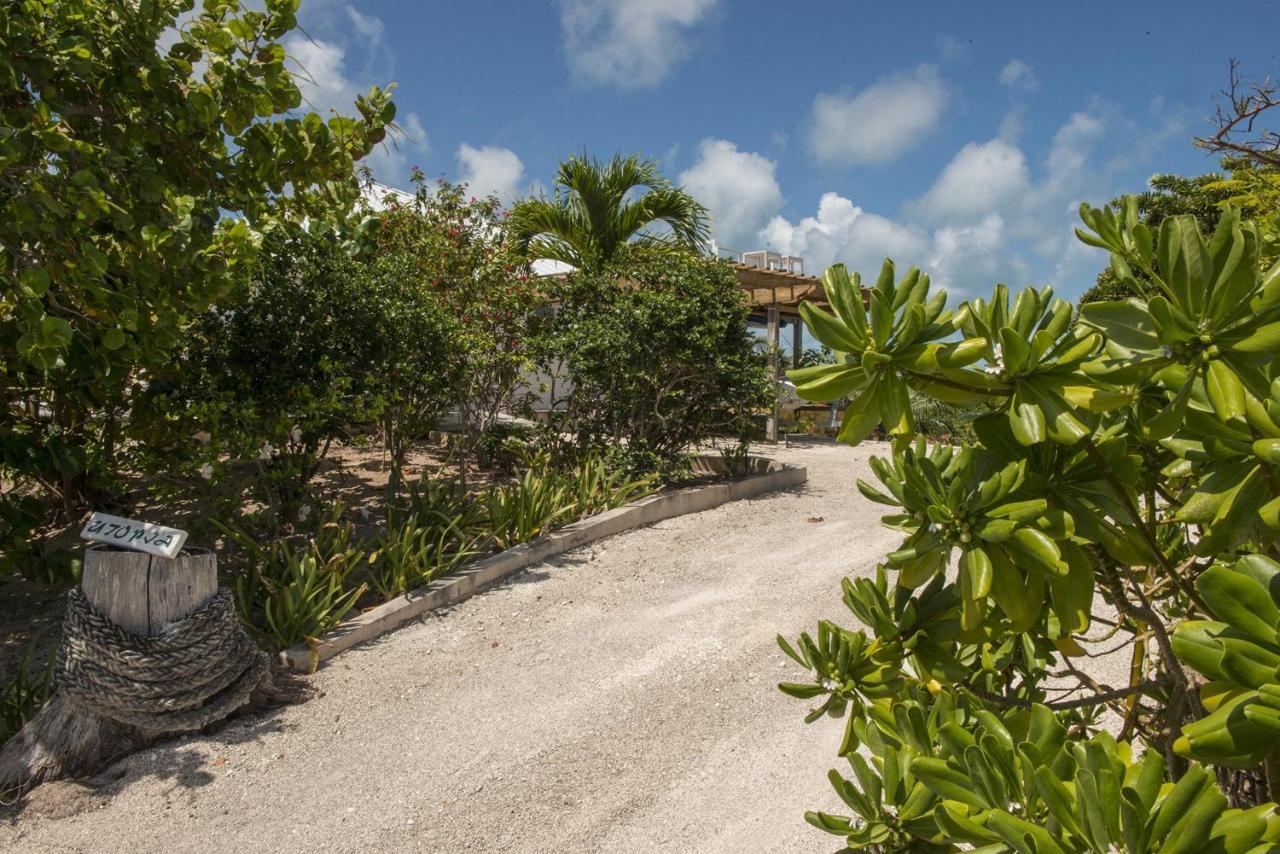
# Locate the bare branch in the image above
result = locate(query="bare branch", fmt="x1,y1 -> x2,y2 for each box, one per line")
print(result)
1196,59 -> 1280,168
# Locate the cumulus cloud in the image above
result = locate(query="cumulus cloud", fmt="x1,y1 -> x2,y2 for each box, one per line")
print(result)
809,65 -> 948,166
285,36 -> 355,116
679,139 -> 783,250
761,194 -> 1016,296
912,138 -> 1031,222
929,214 -> 1027,294
998,59 -> 1039,92
686,101 -> 1183,301
559,0 -> 717,89
1046,111 -> 1105,190
761,194 -> 930,279
457,144 -> 526,205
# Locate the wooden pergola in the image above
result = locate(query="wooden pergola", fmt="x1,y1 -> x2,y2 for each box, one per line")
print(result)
729,261 -> 868,442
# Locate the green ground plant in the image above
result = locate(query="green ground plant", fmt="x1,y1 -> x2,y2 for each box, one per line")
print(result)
485,462 -> 579,551
782,196 -> 1280,849
0,644 -> 54,749
221,506 -> 367,651
569,454 -> 658,515
365,513 -> 484,600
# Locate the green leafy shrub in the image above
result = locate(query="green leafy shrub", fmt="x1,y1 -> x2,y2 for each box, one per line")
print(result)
366,177 -> 540,484
221,507 -> 366,651
781,195 -> 1280,848
0,0 -> 393,577
164,229 -> 388,523
537,249 -> 770,476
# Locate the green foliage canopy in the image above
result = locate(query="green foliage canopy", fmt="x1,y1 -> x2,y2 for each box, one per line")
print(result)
782,197 -> 1280,850
0,0 -> 395,520
538,249 -> 770,475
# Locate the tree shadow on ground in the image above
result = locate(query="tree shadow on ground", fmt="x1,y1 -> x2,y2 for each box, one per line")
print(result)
1,703 -> 294,823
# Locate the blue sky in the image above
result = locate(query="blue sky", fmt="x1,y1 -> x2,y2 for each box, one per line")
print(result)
287,0 -> 1278,299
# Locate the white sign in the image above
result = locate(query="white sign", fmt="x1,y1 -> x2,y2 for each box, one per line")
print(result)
80,513 -> 188,559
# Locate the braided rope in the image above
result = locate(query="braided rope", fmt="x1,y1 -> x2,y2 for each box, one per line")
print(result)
57,588 -> 271,733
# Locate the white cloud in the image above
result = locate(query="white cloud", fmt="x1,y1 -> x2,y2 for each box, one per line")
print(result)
761,193 -> 930,278
559,0 -> 717,89
344,6 -> 385,47
285,36 -> 355,116
998,59 -> 1039,92
929,214 -> 1026,295
679,139 -> 783,250
457,144 -> 526,204
913,138 -> 1031,222
762,194 -> 1015,297
809,65 -> 949,166
1046,111 -> 1105,189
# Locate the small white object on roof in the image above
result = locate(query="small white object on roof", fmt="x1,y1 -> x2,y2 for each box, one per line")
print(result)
81,512 -> 189,559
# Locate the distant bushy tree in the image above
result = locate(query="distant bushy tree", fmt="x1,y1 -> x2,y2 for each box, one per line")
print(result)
366,175 -> 539,482
539,249 -> 769,476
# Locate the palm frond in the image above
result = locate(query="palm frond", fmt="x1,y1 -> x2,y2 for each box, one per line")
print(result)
509,151 -> 709,269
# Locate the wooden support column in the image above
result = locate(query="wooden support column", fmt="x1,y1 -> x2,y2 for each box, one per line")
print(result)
791,316 -> 803,369
767,303 -> 780,443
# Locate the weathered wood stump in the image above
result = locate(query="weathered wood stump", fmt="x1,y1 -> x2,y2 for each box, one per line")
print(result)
0,545 -> 308,795
80,546 -> 218,636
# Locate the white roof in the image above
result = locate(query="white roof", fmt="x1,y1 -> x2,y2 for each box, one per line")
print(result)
360,181 -> 415,212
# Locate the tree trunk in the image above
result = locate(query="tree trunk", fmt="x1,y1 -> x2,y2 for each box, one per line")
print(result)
0,547 -> 258,795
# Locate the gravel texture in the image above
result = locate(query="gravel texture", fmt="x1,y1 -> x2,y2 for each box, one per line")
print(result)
0,440 -> 1121,853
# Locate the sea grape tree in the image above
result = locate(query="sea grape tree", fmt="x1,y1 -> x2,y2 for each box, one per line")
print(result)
782,197 -> 1280,850
1,0 -> 394,577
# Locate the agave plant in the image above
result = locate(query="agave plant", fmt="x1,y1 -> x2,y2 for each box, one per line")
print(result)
220,505 -> 366,651
365,512 -> 484,600
486,464 -> 578,550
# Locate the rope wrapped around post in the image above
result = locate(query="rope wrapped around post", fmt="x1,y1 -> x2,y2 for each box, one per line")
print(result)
57,588 -> 272,733
0,547 -> 315,795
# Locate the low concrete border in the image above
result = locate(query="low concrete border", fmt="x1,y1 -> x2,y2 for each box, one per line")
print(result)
281,455 -> 806,672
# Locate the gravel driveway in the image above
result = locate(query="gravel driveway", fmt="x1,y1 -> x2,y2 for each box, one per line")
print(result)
2,441 -> 906,853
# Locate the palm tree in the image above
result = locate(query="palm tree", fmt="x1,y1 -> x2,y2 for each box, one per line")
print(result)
509,153 -> 710,270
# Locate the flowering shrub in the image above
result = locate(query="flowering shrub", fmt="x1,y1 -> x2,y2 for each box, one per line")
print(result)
365,176 -> 539,484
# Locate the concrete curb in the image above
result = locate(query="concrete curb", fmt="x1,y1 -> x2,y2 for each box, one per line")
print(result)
281,456 -> 807,672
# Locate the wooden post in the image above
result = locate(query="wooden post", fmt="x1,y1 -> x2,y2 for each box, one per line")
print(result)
791,316 -> 803,370
767,303 -> 780,443
0,546 -> 234,793
81,546 -> 217,636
